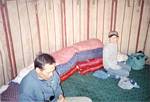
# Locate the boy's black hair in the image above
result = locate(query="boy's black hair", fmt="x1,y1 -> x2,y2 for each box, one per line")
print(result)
108,31 -> 119,38
34,53 -> 55,69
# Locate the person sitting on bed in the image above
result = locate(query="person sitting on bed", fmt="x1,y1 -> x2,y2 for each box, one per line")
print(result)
103,31 -> 131,79
19,53 -> 92,102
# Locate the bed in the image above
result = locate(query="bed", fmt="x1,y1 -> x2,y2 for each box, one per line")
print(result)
0,39 -> 103,102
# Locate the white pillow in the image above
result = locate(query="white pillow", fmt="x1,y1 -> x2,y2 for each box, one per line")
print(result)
12,63 -> 34,84
0,84 -> 9,94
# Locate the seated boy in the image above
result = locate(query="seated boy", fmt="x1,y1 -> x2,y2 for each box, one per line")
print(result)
103,31 -> 131,78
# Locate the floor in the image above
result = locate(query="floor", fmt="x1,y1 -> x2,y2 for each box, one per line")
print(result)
62,65 -> 150,102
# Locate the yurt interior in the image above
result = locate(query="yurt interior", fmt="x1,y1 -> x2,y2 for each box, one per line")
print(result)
0,0 -> 150,102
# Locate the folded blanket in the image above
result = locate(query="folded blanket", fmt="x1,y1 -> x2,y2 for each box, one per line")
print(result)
56,48 -> 103,75
52,39 -> 103,65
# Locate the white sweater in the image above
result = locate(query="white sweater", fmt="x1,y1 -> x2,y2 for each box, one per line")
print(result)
103,43 -> 121,70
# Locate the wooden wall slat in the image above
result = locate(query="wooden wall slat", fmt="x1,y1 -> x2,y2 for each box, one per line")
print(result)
17,0 -> 34,67
61,0 -> 67,48
7,1 -> 24,72
73,0 -> 80,43
53,0 -> 63,50
65,0 -> 74,46
0,5 -> 11,85
89,0 -> 97,38
0,10 -> 6,84
128,0 -> 141,53
144,0 -> 150,58
80,0 -> 88,41
37,0 -> 49,53
121,0 -> 134,53
0,8 -> 5,85
138,0 -> 150,51
97,0 -> 104,41
116,0 -> 126,51
45,0 -> 56,53
103,0 -> 112,44
0,52 -> 5,86
44,0 -> 51,52
144,23 -> 150,61
27,0 -> 40,58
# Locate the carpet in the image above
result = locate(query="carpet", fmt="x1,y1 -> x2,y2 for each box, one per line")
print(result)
62,65 -> 150,102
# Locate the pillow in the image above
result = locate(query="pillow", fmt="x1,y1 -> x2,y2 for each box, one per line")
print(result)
52,47 -> 77,65
73,39 -> 103,52
0,84 -> 9,94
12,63 -> 34,84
